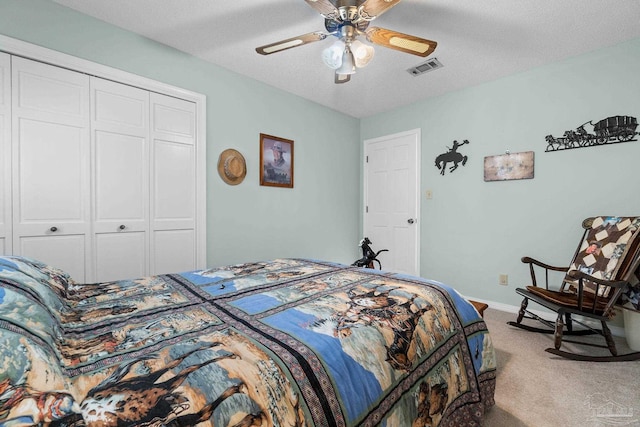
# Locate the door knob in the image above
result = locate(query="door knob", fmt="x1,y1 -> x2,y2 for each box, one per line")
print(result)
119,224 -> 126,230
407,218 -> 416,224
50,226 -> 58,232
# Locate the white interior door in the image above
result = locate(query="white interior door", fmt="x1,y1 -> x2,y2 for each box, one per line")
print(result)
150,93 -> 197,275
11,57 -> 91,281
91,77 -> 149,282
0,53 -> 10,255
364,129 -> 420,276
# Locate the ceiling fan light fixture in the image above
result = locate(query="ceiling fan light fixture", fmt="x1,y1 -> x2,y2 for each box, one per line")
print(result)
351,40 -> 375,68
322,40 -> 345,69
256,1 -> 439,84
336,46 -> 356,75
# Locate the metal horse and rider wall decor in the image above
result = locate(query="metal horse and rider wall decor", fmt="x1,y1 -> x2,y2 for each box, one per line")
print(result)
545,115 -> 638,152
435,139 -> 469,175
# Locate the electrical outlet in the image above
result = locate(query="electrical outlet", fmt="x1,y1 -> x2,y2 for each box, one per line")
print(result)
499,274 -> 508,286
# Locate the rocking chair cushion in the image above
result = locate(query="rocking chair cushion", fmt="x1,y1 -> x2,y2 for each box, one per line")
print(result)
525,285 -> 609,315
511,216 -> 640,361
566,216 -> 640,298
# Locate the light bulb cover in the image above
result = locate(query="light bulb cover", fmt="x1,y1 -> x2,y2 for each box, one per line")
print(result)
322,40 -> 345,70
351,40 -> 375,68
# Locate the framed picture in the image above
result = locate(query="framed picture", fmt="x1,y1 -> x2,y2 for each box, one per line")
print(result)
260,133 -> 294,188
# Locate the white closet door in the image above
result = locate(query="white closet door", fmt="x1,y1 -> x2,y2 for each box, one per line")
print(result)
11,57 -> 91,281
150,93 -> 196,275
0,53 -> 10,255
91,77 -> 149,282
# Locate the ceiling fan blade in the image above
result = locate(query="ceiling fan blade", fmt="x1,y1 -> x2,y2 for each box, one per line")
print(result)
304,0 -> 340,21
256,32 -> 328,55
357,0 -> 402,21
365,27 -> 437,57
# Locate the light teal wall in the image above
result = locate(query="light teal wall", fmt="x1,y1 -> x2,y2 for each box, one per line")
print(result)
361,38 -> 640,307
0,0 -> 361,267
2,1 -> 639,310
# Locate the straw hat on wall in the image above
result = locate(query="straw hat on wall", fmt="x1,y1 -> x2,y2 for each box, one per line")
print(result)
217,149 -> 247,185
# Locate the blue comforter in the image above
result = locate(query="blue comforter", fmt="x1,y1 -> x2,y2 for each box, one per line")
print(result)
0,256 -> 495,426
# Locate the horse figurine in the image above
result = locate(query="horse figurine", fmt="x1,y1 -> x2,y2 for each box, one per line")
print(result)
435,139 -> 469,175
352,237 -> 388,269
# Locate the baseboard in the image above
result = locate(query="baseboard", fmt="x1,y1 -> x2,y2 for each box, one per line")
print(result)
465,296 -> 626,338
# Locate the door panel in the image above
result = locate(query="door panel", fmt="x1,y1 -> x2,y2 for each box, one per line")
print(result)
19,235 -> 86,281
94,132 -> 146,221
364,129 -> 420,276
17,119 -> 85,221
95,231 -> 146,281
91,77 -> 149,282
153,140 -> 195,224
153,229 -> 195,275
150,93 -> 196,275
0,53 -> 10,254
152,97 -> 196,144
11,57 -> 90,281
94,89 -> 147,129
15,68 -> 86,118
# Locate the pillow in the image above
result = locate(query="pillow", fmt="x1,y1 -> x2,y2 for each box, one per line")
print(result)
0,256 -> 75,314
567,216 -> 640,297
0,281 -> 63,355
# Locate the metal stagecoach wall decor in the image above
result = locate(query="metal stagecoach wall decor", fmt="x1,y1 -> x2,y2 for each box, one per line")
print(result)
435,139 -> 469,175
484,151 -> 534,182
545,115 -> 638,152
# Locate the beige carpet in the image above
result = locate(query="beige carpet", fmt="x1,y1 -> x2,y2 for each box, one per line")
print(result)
481,308 -> 640,427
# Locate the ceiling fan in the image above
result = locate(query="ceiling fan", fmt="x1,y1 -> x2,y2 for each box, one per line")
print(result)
256,0 -> 437,84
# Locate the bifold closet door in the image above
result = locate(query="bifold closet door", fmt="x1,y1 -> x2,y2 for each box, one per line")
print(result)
150,93 -> 197,275
91,77 -> 149,282
11,56 -> 91,281
0,53 -> 10,255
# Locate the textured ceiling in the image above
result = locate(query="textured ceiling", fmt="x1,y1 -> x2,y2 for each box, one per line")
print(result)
52,0 -> 640,118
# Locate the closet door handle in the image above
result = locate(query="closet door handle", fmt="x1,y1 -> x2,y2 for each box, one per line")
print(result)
50,226 -> 58,232
119,224 -> 126,230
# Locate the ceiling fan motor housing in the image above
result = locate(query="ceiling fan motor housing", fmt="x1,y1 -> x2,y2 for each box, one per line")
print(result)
325,18 -> 369,35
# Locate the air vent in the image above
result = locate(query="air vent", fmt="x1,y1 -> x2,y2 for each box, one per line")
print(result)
407,58 -> 443,76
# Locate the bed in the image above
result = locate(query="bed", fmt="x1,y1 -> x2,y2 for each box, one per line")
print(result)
0,256 -> 496,426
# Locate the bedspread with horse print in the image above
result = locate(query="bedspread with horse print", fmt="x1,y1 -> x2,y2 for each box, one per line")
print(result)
0,256 -> 496,426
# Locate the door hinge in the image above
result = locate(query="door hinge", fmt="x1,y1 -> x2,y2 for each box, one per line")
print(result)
366,155 -> 368,163
366,206 -> 368,213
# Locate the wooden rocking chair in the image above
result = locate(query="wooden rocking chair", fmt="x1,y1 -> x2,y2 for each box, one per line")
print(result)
508,216 -> 640,361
